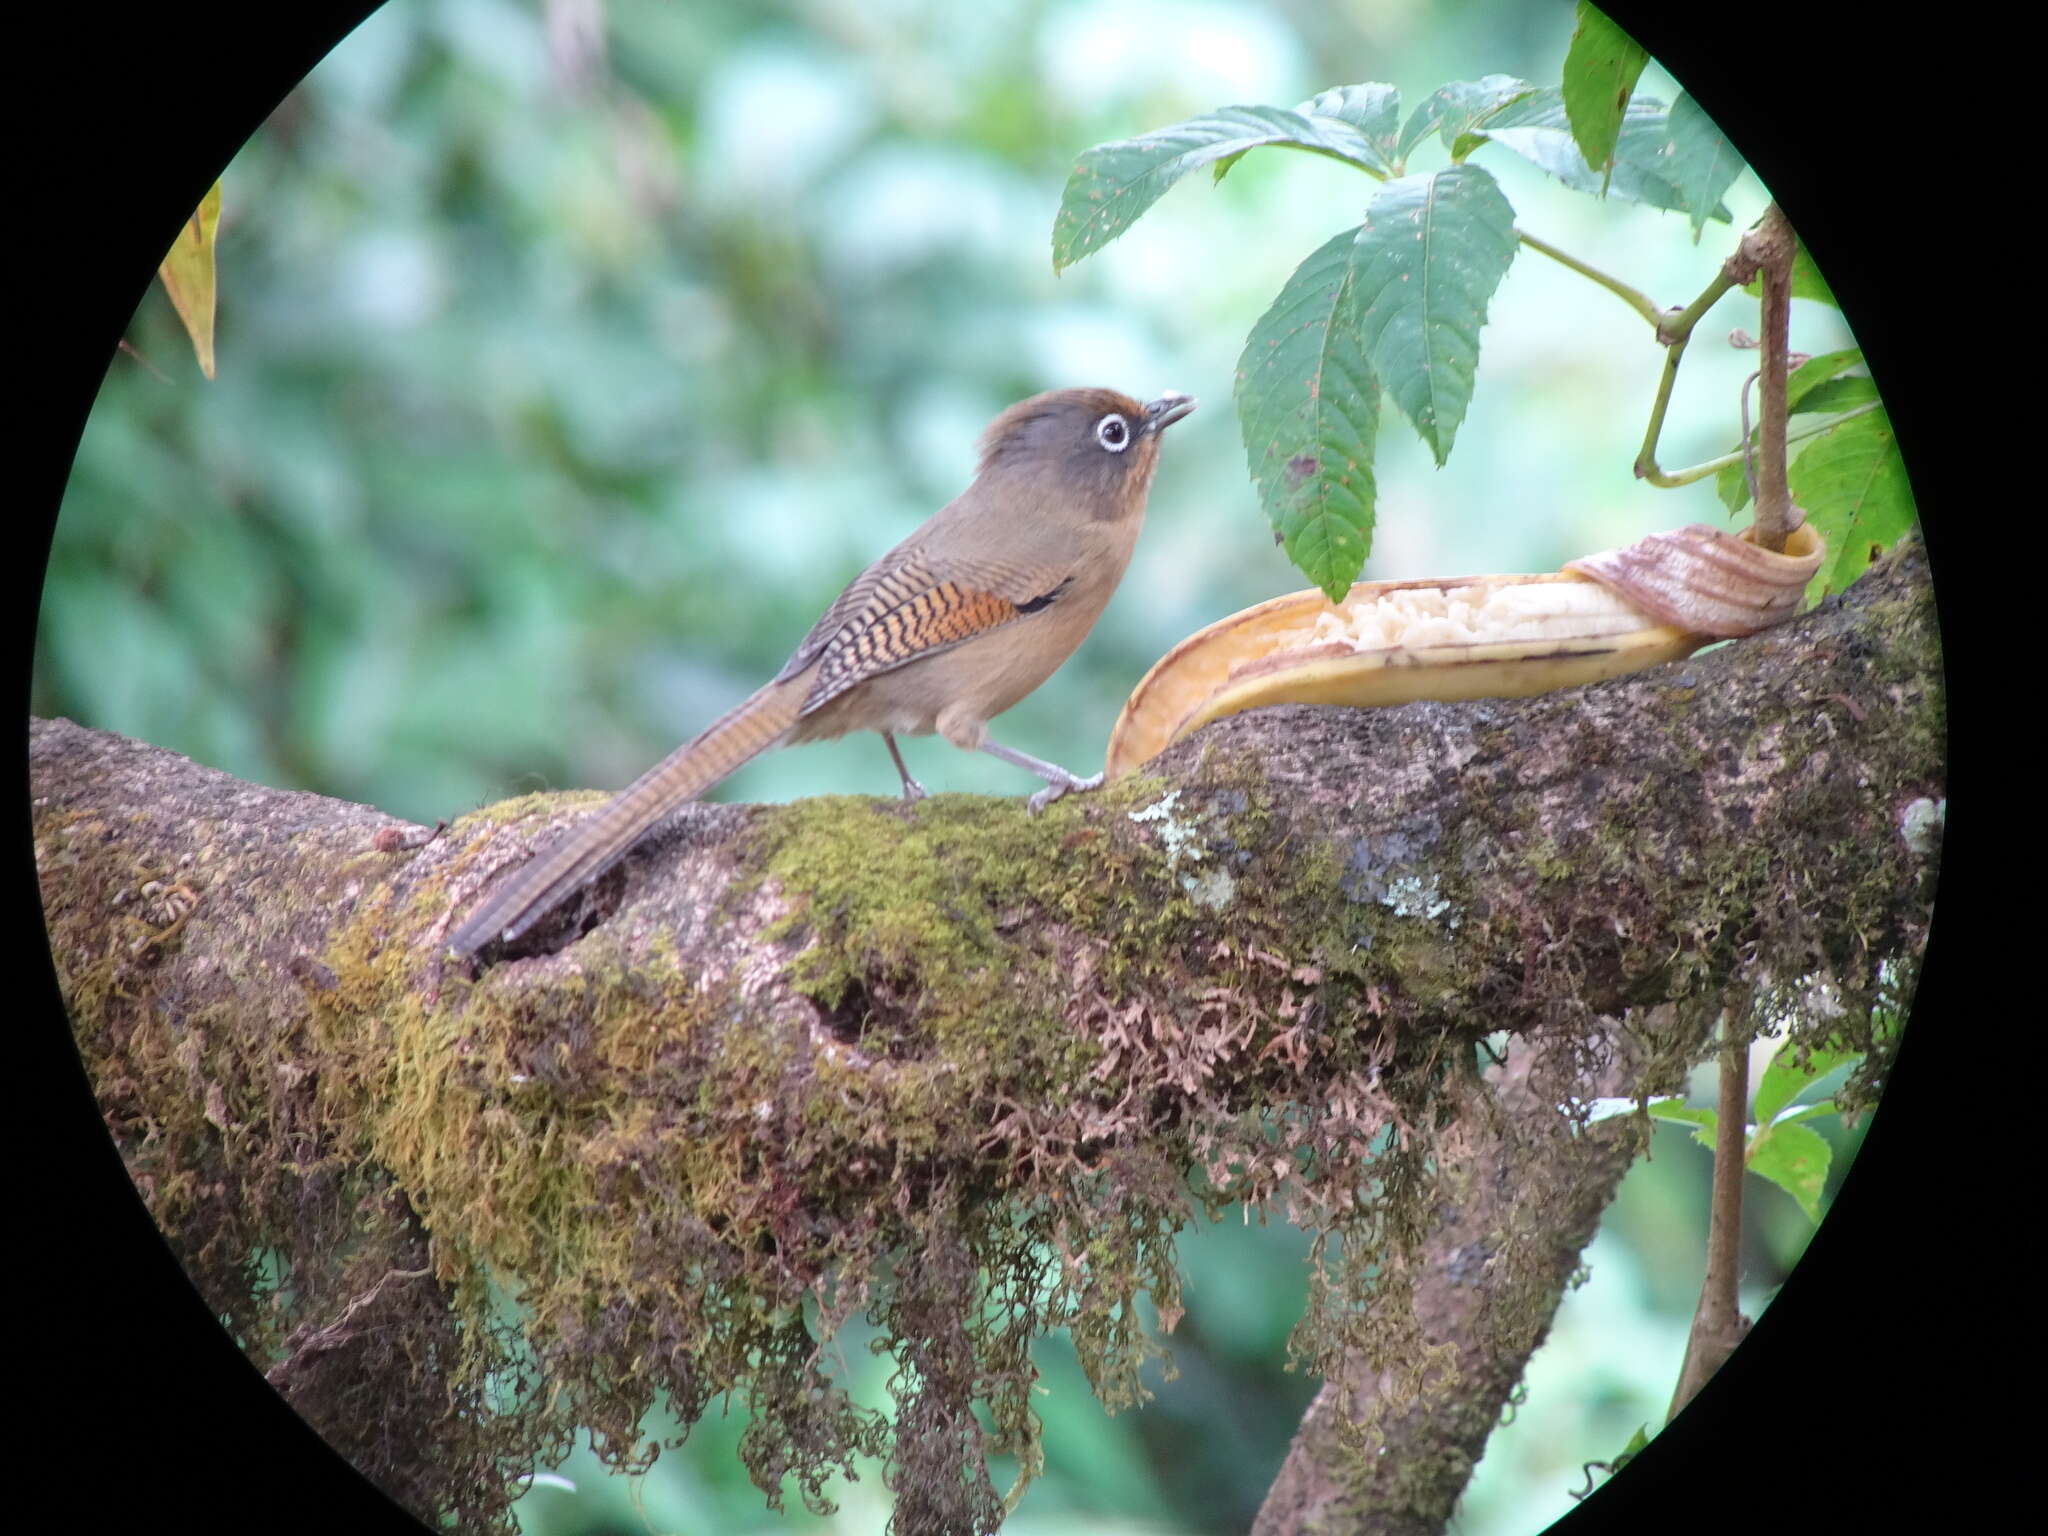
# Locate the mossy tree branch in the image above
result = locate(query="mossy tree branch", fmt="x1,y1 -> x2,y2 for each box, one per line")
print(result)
35,539 -> 1940,1536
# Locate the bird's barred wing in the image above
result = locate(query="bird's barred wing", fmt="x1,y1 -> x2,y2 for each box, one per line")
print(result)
785,548 -> 1073,717
775,552 -> 905,682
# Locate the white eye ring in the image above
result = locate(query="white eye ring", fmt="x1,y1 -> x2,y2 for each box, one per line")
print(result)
1094,413 -> 1132,452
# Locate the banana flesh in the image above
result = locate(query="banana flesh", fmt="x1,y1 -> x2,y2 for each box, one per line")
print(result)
1104,572 -> 1706,779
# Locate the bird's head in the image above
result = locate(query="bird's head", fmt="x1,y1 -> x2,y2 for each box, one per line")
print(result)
974,387 -> 1196,518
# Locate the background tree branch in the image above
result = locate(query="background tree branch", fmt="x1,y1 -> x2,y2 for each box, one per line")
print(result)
34,538 -> 1940,1534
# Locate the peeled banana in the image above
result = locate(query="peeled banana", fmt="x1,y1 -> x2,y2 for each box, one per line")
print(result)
1104,522 -> 1825,780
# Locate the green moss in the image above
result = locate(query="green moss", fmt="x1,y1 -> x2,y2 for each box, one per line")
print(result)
52,572 -> 1938,1531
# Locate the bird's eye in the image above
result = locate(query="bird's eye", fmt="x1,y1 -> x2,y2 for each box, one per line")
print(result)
1094,413 -> 1131,452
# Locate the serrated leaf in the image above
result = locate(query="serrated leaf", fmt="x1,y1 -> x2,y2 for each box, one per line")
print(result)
1792,1043 -> 1856,1081
1755,1038 -> 1858,1127
1301,82 -> 1402,162
1666,92 -> 1745,241
1646,1102 -> 1716,1130
1785,349 -> 1867,406
1746,1121 -> 1832,1222
1719,351 -> 1871,514
1055,105 -> 1392,270
1211,149 -> 1251,184
1347,165 -> 1518,465
1218,82 -> 1403,185
1398,75 -> 1539,162
1752,1057 -> 1800,1130
1716,456 -> 1752,516
1745,242 -> 1838,308
1755,1037 -> 1853,1125
1787,409 -> 1915,600
1792,377 -> 1880,415
1788,246 -> 1838,306
1472,90 -> 1731,223
1561,4 -> 1649,184
1235,226 -> 1381,600
1769,1099 -> 1838,1128
157,179 -> 222,379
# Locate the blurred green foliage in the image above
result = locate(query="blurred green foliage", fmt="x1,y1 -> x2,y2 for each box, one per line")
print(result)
40,1 -> 1872,1531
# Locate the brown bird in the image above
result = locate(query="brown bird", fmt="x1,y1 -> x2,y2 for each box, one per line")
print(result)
447,386 -> 1196,959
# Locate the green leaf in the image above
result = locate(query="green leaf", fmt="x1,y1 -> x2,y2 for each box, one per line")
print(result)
157,179 -> 222,379
1235,226 -> 1382,601
1789,246 -> 1839,306
1666,92 -> 1744,242
1769,1099 -> 1838,1128
1787,409 -> 1916,600
1472,90 -> 1731,223
1561,3 -> 1649,184
1210,149 -> 1251,185
1785,349 -> 1867,407
1216,82 -> 1402,185
1397,75 -> 1538,162
1716,351 -> 1867,515
1300,82 -> 1402,163
1745,242 -> 1839,308
1347,165 -> 1519,465
1614,1423 -> 1650,1468
1753,1058 -> 1799,1130
1792,377 -> 1880,415
1755,1038 -> 1854,1126
1647,1100 -> 1723,1151
1755,1037 -> 1858,1126
1646,1102 -> 1716,1150
1054,105 -> 1392,270
1746,1121 -> 1832,1222
1716,457 -> 1751,517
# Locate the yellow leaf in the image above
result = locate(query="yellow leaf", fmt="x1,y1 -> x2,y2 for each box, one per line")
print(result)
157,180 -> 221,379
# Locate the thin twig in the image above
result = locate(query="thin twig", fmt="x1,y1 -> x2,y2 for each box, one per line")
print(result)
1632,263 -> 1742,484
1740,369 -> 1760,506
1517,228 -> 1664,327
1516,225 -> 1758,490
1646,401 -> 1882,487
1666,1018 -> 1752,1423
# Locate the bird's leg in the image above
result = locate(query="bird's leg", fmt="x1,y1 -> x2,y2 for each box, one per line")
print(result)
977,738 -> 1104,814
882,732 -> 927,803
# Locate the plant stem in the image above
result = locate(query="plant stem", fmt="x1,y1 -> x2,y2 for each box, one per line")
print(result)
1516,228 -> 1664,327
1744,205 -> 1798,552
1649,401 -> 1882,488
1515,227 -> 1762,491
1660,267 -> 1740,347
1633,332 -> 1691,484
1666,1018 -> 1752,1424
1631,262 -> 1743,484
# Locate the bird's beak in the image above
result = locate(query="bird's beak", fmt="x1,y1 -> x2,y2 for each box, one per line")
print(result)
1142,392 -> 1197,435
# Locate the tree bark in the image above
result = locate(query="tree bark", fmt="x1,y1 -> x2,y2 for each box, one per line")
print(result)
33,537 -> 1942,1534
1251,1037 -> 1646,1536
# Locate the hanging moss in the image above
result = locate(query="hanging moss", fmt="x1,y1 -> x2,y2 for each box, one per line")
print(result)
41,544 -> 1938,1533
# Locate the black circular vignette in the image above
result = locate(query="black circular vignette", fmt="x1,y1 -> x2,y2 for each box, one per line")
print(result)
1555,3 -> 1983,1533
22,7 -> 426,1533
15,3 -> 1986,1534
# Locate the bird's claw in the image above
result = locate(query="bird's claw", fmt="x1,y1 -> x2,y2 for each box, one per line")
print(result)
1026,771 -> 1103,815
900,777 -> 928,804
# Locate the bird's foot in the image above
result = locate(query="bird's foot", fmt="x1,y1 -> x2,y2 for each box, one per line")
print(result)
900,776 -> 928,804
1026,771 -> 1103,815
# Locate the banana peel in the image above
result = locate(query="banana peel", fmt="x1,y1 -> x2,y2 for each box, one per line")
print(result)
1104,523 -> 1825,780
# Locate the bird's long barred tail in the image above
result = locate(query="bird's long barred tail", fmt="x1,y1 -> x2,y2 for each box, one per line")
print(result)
447,674 -> 808,958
